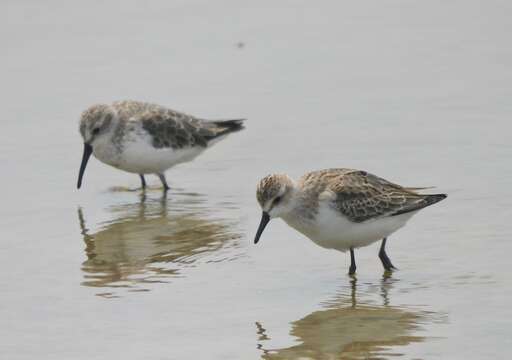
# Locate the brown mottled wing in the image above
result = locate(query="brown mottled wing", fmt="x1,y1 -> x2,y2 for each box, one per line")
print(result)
140,110 -> 221,149
329,170 -> 445,222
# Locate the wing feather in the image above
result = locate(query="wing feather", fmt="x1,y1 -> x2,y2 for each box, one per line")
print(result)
326,170 -> 445,222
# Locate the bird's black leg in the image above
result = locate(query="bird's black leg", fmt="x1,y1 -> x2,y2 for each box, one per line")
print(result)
379,237 -> 397,271
157,173 -> 170,192
349,247 -> 356,275
139,174 -> 146,190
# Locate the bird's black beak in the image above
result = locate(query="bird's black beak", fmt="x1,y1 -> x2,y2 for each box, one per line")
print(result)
254,211 -> 270,244
77,143 -> 93,189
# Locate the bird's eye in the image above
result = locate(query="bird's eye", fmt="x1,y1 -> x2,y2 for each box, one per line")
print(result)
92,127 -> 100,135
273,196 -> 282,206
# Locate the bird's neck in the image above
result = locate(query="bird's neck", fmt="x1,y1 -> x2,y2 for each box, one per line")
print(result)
281,189 -> 317,228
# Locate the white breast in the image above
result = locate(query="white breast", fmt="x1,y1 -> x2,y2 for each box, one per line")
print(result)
283,203 -> 417,252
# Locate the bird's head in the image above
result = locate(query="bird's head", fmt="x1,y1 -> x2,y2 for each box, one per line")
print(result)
79,104 -> 116,145
254,174 -> 295,244
77,104 -> 117,189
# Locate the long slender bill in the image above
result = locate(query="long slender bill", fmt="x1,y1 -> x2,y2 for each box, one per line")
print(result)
77,143 -> 93,189
254,212 -> 270,244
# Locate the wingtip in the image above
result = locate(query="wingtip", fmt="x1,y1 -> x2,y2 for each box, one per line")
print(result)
428,193 -> 447,205
213,119 -> 246,133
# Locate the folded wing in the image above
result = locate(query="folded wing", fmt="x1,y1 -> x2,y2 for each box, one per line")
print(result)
328,170 -> 446,222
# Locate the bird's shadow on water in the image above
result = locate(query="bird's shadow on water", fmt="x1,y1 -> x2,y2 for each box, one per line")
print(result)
256,274 -> 442,359
77,190 -> 242,298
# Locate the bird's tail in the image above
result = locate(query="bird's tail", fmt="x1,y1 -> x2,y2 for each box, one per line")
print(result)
211,119 -> 245,136
423,193 -> 447,207
392,193 -> 447,216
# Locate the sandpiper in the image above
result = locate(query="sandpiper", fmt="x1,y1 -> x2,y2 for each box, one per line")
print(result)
77,100 -> 245,191
254,168 -> 446,275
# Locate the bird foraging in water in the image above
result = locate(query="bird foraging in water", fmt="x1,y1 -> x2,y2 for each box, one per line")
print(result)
254,168 -> 446,275
77,100 -> 245,191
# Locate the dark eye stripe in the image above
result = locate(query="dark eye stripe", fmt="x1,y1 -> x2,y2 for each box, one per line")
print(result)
273,196 -> 282,206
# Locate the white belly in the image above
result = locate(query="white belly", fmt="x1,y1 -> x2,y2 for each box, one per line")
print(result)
93,131 -> 205,174
284,204 -> 417,252
118,139 -> 204,174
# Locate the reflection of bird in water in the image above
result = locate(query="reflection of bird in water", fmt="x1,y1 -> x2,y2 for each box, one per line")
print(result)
78,192 -> 241,296
256,275 -> 428,360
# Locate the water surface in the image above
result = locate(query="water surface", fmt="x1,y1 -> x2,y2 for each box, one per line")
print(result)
2,1 -> 512,359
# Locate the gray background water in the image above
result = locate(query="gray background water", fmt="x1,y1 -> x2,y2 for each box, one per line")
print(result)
2,1 -> 512,359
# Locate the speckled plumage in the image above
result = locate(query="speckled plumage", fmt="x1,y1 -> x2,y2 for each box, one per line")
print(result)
254,168 -> 447,274
81,100 -> 244,150
79,104 -> 113,139
298,168 -> 446,222
256,174 -> 293,208
77,100 -> 245,190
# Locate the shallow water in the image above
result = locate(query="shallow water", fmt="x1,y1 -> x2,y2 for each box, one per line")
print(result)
2,1 -> 512,359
